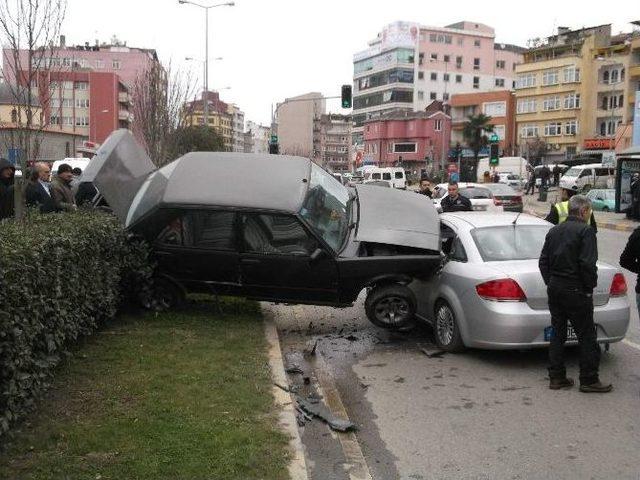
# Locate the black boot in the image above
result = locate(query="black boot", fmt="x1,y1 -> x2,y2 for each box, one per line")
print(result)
579,381 -> 613,393
549,377 -> 574,390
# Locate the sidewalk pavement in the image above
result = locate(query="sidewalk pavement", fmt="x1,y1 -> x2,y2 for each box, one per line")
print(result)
522,187 -> 639,233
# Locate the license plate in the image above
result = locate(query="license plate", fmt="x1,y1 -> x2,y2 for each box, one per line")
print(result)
544,326 -> 578,342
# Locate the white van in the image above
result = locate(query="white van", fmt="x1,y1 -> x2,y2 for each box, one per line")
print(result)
362,167 -> 406,189
559,163 -> 615,192
51,158 -> 91,176
476,157 -> 529,183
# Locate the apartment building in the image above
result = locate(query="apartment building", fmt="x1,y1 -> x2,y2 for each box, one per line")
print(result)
514,24 -> 640,162
353,21 -> 524,143
276,92 -> 325,157
227,103 -> 245,152
314,114 -> 352,172
184,90 -> 234,151
246,120 -> 270,154
449,90 -> 516,154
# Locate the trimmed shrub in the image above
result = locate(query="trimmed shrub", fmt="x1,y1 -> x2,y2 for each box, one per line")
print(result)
0,211 -> 152,437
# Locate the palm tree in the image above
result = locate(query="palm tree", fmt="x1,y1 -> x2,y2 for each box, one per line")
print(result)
462,113 -> 494,181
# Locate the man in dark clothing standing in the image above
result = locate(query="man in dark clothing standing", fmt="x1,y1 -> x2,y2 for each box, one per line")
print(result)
0,157 -> 16,220
620,227 -> 640,315
539,164 -> 551,192
629,173 -> 640,220
552,164 -> 561,186
539,195 -> 612,393
417,176 -> 433,198
440,182 -> 472,212
50,163 -> 77,212
26,162 -> 56,213
525,169 -> 536,195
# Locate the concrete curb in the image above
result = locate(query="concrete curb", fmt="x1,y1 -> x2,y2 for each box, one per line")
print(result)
525,209 -> 637,233
263,315 -> 309,480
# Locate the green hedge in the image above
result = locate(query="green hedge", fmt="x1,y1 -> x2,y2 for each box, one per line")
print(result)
0,211 -> 152,437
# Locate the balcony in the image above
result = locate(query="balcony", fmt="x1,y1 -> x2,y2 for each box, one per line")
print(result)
118,110 -> 132,122
629,65 -> 640,78
118,92 -> 130,104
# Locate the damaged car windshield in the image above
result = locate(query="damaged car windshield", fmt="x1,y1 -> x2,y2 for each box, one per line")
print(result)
300,164 -> 350,252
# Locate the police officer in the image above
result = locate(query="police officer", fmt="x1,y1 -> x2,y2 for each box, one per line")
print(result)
440,182 -> 472,212
545,187 -> 597,233
539,195 -> 612,393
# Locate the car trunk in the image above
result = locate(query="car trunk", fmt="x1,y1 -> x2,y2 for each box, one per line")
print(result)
493,195 -> 522,208
484,260 -> 616,309
82,129 -> 156,225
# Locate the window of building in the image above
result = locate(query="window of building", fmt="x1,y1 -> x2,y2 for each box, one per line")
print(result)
473,76 -> 480,89
112,59 -> 121,69
544,122 -> 562,136
619,94 -> 624,107
483,101 -> 506,117
542,96 -> 561,111
455,74 -> 462,83
609,95 -> 619,109
63,81 -> 73,90
456,56 -> 463,68
50,98 -> 60,108
49,81 -> 59,90
542,70 -> 559,86
61,98 -> 73,108
434,120 -> 442,131
563,66 -> 580,83
444,35 -> 452,44
74,81 -> 88,90
62,116 -> 74,126
430,92 -> 437,100
611,69 -> 619,83
520,124 -> 539,137
95,59 -> 104,69
418,91 -> 424,100
564,120 -> 578,135
430,53 -> 438,61
62,57 -> 71,67
430,72 -> 437,81
563,93 -> 580,109
473,58 -> 480,70
517,98 -> 536,114
418,71 -> 424,80
496,60 -> 506,69
495,78 -> 505,87
516,73 -> 536,88
418,52 -> 424,65
394,142 -> 417,153
75,99 -> 90,108
443,73 -> 450,82
429,33 -> 437,42
357,68 -> 414,91
443,55 -> 450,63
474,39 -> 481,47
50,115 -> 60,125
603,70 -> 610,84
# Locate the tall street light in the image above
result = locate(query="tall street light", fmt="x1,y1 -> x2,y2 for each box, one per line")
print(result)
178,0 -> 234,127
185,56 -> 223,93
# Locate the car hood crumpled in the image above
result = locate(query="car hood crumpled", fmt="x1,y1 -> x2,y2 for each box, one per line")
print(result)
354,184 -> 440,251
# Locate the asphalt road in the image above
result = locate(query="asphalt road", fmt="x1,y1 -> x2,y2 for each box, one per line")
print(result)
270,227 -> 640,480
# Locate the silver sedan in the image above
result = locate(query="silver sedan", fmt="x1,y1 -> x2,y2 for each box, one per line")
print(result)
410,212 -> 630,351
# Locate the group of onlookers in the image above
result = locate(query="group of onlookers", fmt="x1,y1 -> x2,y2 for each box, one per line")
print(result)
0,159 -> 99,220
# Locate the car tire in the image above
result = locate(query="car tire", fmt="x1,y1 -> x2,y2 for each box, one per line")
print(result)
151,276 -> 185,310
365,284 -> 416,330
602,206 -> 610,212
433,300 -> 465,352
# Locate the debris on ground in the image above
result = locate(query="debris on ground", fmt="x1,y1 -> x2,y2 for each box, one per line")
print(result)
420,345 -> 446,358
345,335 -> 358,342
296,397 -> 356,432
285,364 -> 304,374
304,339 -> 319,356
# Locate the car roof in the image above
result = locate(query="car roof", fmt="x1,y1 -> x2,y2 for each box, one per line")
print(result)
435,182 -> 487,189
440,212 -> 549,229
160,152 -> 312,212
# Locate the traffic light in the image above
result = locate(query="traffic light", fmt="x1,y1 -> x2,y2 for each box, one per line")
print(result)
489,143 -> 499,166
341,84 -> 352,109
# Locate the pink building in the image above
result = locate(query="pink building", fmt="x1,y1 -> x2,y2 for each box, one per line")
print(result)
363,107 -> 451,170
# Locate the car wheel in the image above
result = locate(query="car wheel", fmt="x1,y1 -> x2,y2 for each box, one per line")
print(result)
150,277 -> 185,310
602,206 -> 610,212
433,300 -> 465,352
365,284 -> 416,330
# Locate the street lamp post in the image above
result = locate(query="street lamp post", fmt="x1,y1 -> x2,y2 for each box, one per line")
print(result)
185,56 -> 223,95
431,57 -> 449,175
179,0 -> 234,127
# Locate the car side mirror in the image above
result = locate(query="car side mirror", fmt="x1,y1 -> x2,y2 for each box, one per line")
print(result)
310,248 -> 327,263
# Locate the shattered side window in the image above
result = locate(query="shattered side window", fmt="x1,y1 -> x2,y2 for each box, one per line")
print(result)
156,214 -> 191,247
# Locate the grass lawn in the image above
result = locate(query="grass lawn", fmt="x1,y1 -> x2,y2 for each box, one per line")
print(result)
0,297 -> 290,480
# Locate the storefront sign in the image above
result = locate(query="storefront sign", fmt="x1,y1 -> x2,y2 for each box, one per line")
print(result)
584,138 -> 614,150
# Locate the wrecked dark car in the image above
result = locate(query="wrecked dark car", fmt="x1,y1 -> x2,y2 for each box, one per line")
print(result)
84,130 -> 441,329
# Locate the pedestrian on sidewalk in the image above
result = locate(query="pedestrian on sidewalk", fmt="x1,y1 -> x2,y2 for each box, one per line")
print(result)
545,187 -> 597,233
620,227 -> 640,315
50,163 -> 77,212
525,169 -> 536,195
25,162 -> 56,213
552,164 -> 561,187
539,195 -> 612,393
540,164 -> 551,193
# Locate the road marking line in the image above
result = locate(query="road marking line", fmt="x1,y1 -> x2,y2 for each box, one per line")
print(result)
314,354 -> 373,480
622,339 -> 640,351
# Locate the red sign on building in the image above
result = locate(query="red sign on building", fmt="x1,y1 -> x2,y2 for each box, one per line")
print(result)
584,138 -> 614,150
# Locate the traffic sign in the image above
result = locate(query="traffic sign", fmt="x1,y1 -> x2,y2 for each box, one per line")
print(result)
601,150 -> 616,167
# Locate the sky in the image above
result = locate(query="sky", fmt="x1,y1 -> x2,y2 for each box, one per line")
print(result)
59,0 -> 638,125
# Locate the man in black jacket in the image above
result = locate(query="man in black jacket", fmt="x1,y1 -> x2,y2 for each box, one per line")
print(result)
620,227 -> 640,315
539,195 -> 611,393
0,157 -> 16,220
440,182 -> 472,212
26,162 -> 56,213
416,176 -> 433,198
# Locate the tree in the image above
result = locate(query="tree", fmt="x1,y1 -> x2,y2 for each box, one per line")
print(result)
522,136 -> 548,166
462,113 -> 494,180
131,61 -> 197,167
172,125 -> 224,157
0,0 -> 67,219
